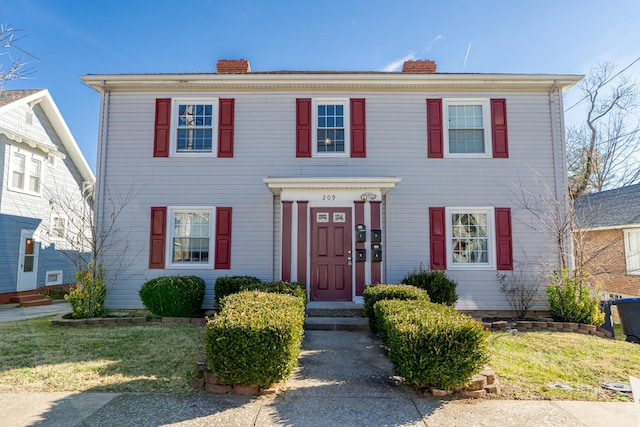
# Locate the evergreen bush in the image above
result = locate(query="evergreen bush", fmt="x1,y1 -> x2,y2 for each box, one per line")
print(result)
213,275 -> 261,306
204,291 -> 305,387
402,267 -> 458,306
376,299 -> 489,390
546,269 -> 604,326
362,284 -> 429,334
139,276 -> 205,318
243,280 -> 307,304
65,264 -> 107,319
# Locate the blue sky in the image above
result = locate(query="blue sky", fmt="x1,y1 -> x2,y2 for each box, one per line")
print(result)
2,0 -> 640,172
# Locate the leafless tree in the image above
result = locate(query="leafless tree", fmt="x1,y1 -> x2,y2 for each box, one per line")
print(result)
0,22 -> 34,85
567,61 -> 640,199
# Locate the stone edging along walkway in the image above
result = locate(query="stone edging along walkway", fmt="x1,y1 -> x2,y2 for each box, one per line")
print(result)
50,313 -> 206,326
481,319 -> 613,338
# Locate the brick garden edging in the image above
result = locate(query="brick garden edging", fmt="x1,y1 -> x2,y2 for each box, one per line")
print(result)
481,319 -> 613,338
50,313 -> 206,327
191,360 -> 283,396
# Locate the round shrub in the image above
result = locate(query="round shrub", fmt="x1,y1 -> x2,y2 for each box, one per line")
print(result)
362,284 -> 430,333
402,268 -> 458,306
139,276 -> 205,317
214,275 -> 261,306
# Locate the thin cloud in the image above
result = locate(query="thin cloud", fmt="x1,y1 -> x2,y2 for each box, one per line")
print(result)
382,52 -> 417,72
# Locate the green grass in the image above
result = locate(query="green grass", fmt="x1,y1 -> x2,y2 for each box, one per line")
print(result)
0,317 -> 204,393
1,316 -> 639,401
488,331 -> 640,401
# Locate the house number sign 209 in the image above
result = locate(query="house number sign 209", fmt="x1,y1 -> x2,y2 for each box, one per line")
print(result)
322,194 -> 336,200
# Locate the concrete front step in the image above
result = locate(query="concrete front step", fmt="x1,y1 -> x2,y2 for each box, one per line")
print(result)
304,316 -> 370,332
306,302 -> 365,318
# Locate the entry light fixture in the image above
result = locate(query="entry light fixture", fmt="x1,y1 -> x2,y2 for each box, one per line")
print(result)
360,192 -> 377,201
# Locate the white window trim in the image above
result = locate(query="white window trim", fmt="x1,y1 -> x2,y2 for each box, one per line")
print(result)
443,98 -> 492,158
49,213 -> 68,241
312,98 -> 350,158
170,98 -> 219,157
7,145 -> 44,196
623,228 -> 640,275
46,270 -> 63,285
445,207 -> 496,270
165,206 -> 216,269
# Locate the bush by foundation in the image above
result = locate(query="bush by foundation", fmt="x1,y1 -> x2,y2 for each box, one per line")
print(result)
362,284 -> 429,334
139,276 -> 205,318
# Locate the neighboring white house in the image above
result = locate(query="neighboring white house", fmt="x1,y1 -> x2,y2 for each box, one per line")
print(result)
0,89 -> 95,303
82,59 -> 581,312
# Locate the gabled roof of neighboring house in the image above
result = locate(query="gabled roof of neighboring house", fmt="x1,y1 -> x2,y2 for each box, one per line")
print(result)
575,183 -> 640,229
0,89 -> 95,184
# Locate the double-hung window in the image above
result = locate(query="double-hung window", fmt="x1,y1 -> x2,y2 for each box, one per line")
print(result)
167,207 -> 214,268
444,99 -> 491,157
624,229 -> 640,275
446,208 -> 495,269
172,100 -> 217,155
8,147 -> 43,196
314,99 -> 349,156
50,215 -> 67,240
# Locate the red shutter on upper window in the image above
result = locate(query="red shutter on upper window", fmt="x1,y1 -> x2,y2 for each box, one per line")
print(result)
427,99 -> 443,158
149,207 -> 166,269
350,98 -> 366,158
491,98 -> 509,158
215,207 -> 232,269
154,99 -> 171,157
429,207 -> 446,270
296,98 -> 312,157
495,207 -> 513,270
218,98 -> 234,158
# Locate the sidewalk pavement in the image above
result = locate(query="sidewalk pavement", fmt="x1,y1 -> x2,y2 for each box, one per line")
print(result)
0,306 -> 637,426
0,301 -> 71,323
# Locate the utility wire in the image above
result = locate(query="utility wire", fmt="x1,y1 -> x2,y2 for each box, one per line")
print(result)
565,56 -> 640,112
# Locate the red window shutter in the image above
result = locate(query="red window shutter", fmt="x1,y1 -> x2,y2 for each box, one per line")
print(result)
429,207 -> 446,270
218,98 -> 234,158
427,99 -> 443,158
495,208 -> 513,270
154,98 -> 171,157
491,98 -> 509,158
296,98 -> 312,157
149,207 -> 166,269
350,98 -> 366,158
215,207 -> 232,269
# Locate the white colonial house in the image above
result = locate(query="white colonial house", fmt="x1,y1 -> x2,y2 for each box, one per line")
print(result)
82,59 -> 581,312
0,89 -> 95,304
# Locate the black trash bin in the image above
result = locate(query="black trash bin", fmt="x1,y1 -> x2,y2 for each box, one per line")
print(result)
613,298 -> 640,344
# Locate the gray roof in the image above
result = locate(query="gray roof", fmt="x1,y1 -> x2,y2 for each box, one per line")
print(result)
0,89 -> 43,108
575,183 -> 640,228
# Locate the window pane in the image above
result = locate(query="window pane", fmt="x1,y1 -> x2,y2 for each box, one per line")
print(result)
451,212 -> 489,264
176,103 -> 214,152
12,153 -> 25,189
172,212 -> 210,263
449,129 -> 485,153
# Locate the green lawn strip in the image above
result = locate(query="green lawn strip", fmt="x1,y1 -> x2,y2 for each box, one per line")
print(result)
0,317 -> 203,393
488,331 -> 640,401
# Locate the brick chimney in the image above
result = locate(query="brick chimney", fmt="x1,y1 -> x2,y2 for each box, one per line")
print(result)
402,59 -> 437,73
216,59 -> 251,74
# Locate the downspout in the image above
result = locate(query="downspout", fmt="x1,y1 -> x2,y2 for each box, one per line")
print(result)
94,81 -> 110,266
549,79 -> 571,270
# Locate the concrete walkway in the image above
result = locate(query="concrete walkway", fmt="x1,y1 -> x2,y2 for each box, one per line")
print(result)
0,306 -> 637,426
0,301 -> 71,323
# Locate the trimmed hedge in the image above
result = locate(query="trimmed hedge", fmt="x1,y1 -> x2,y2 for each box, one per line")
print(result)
375,299 -> 489,390
214,275 -> 261,306
243,281 -> 308,304
139,276 -> 205,317
401,268 -> 458,306
204,291 -> 305,387
362,284 -> 430,334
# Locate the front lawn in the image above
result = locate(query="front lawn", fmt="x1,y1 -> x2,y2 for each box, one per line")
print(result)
0,317 -> 203,393
488,331 -> 640,401
0,317 -> 638,401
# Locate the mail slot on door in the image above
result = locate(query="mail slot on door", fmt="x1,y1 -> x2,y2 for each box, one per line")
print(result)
371,229 -> 382,243
356,248 -> 367,262
371,244 -> 382,262
355,224 -> 366,242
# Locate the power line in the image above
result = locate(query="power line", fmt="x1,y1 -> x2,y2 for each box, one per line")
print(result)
565,56 -> 640,112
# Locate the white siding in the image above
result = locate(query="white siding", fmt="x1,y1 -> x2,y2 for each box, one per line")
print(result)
99,87 -> 567,311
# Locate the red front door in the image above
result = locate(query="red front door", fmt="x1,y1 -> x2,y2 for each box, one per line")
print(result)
310,208 -> 353,301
